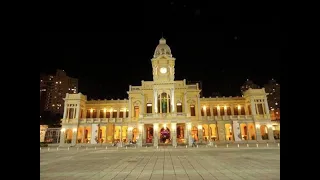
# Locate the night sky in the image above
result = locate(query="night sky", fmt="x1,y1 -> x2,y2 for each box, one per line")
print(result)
40,28 -> 285,100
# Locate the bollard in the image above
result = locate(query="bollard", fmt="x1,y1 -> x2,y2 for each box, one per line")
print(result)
146,146 -> 147,148
267,143 -> 269,147
256,144 -> 258,148
48,147 -> 50,151
106,146 -> 108,149
68,147 -> 70,151
237,144 -> 239,148
215,144 -> 217,148
77,147 -> 79,151
247,144 -> 249,147
86,147 -> 88,150
117,146 -> 118,150
186,145 -> 188,148
135,146 -> 136,149
40,147 -> 41,151
197,145 -> 198,148
95,147 -> 96,150
57,147 -> 59,151
157,146 -> 158,149
278,143 -> 279,147
126,146 -> 127,149
226,144 -> 228,148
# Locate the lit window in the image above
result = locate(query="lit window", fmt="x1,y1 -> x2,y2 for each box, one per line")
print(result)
56,82 -> 58,84
59,81 -> 62,84
276,112 -> 278,114
52,104 -> 55,107
275,102 -> 278,105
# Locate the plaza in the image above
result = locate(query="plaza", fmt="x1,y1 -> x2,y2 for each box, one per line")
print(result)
40,144 -> 280,180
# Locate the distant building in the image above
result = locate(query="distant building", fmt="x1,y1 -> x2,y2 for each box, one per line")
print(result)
264,79 -> 280,121
40,69 -> 78,115
240,79 -> 260,94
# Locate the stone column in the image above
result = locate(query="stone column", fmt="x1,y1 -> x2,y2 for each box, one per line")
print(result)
59,129 -> 66,145
186,122 -> 192,146
82,127 -> 85,143
127,126 -> 133,142
154,90 -> 158,113
231,105 -> 234,116
119,126 -> 122,147
137,123 -> 144,147
128,97 -> 132,118
217,122 -> 225,142
197,95 -> 201,119
184,123 -> 188,143
184,92 -> 187,113
264,98 -> 270,116
267,125 -> 275,141
171,123 -> 177,146
198,124 -> 203,143
255,124 -> 262,141
75,104 -> 80,119
250,98 -> 257,119
141,94 -> 145,114
71,127 -> 78,146
117,108 -> 120,118
63,103 -> 68,119
171,88 -> 175,113
110,108 -> 113,118
153,123 -> 159,147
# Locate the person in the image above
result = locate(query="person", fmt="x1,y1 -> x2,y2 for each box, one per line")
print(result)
192,138 -> 196,147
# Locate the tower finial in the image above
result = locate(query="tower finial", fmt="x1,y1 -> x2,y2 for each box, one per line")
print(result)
161,32 -> 164,38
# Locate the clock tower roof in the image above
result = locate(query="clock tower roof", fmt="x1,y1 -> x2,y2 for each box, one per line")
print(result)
153,38 -> 172,58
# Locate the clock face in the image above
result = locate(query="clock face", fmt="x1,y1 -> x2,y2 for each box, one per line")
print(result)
160,67 -> 167,74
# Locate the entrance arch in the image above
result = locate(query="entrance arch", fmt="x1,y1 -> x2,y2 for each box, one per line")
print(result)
160,127 -> 170,143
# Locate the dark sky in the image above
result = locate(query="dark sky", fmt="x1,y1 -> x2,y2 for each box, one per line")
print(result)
40,28 -> 285,100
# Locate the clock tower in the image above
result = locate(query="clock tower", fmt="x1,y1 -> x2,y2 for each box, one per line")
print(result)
151,38 -> 175,83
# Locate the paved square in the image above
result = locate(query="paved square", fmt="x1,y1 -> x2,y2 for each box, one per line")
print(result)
40,145 -> 280,180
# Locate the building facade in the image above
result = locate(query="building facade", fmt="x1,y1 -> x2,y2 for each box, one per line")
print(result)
40,69 -> 78,115
60,38 -> 279,147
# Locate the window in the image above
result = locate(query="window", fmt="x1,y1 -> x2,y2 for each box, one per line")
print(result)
220,107 -> 225,116
206,107 -> 211,116
158,93 -> 170,113
146,103 -> 152,113
226,107 -> 231,115
176,102 -> 182,112
257,104 -> 264,115
201,108 -> 205,116
119,111 -> 124,118
106,112 -> 110,118
134,106 -> 139,118
213,107 -> 218,116
190,105 -> 195,116
112,111 -> 117,118
233,106 -> 238,115
99,111 -> 104,118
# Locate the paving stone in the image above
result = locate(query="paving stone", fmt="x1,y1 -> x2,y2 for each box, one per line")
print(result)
40,146 -> 280,180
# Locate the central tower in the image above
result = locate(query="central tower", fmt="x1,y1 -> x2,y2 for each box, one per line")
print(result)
151,38 -> 175,83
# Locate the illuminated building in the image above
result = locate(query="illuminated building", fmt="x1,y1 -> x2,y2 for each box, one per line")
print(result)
60,38 -> 279,146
